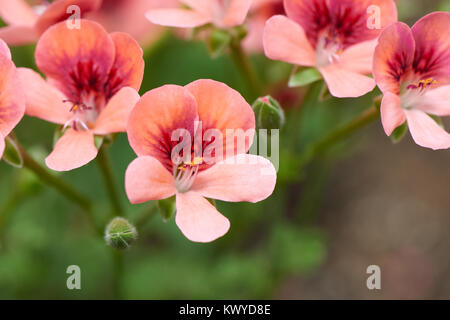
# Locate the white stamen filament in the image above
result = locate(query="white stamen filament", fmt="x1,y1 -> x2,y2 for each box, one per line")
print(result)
174,165 -> 199,193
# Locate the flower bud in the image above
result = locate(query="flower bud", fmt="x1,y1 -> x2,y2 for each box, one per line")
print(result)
105,217 -> 138,250
252,96 -> 285,132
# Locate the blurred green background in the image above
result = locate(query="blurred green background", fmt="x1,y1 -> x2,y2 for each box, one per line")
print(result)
0,0 -> 449,299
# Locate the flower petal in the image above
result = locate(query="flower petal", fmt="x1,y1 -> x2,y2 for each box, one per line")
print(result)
107,32 -> 144,96
175,191 -> 230,242
35,0 -> 103,34
94,87 -> 140,135
0,56 -> 24,137
0,25 -> 37,46
0,134 -> 4,159
127,85 -> 198,171
405,109 -> 450,150
415,85 -> 450,117
125,156 -> 175,204
46,129 -> 98,171
263,15 -> 315,67
411,12 -> 450,84
35,19 -> 115,99
0,0 -> 37,26
0,39 -> 11,59
145,8 -> 211,28
373,22 -> 415,94
185,79 -> 255,162
339,39 -> 378,74
380,91 -> 405,136
221,0 -> 252,27
192,154 -> 276,203
17,68 -> 71,125
319,64 -> 375,98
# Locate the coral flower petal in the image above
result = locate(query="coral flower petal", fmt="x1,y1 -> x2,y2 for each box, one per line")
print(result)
175,191 -> 230,243
108,32 -> 144,95
0,25 -> 37,47
415,85 -> 450,117
185,79 -> 255,159
0,39 -> 11,59
411,12 -> 450,84
94,87 -> 140,135
405,109 -> 450,150
263,15 -> 315,67
145,8 -> 211,28
35,0 -> 103,34
0,56 -> 25,137
125,156 -> 176,204
35,20 -> 115,98
192,154 -> 277,203
221,0 -> 252,27
380,91 -> 404,136
127,85 -> 198,170
17,68 -> 71,125
0,0 -> 37,26
46,129 -> 98,171
373,22 -> 415,94
339,40 -> 378,74
0,134 -> 4,159
319,64 -> 375,98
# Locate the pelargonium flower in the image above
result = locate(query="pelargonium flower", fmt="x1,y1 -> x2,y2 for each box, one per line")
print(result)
86,0 -> 178,47
0,39 -> 25,158
18,19 -> 144,171
263,0 -> 397,97
125,79 -> 277,242
145,0 -> 252,29
243,0 -> 284,52
373,12 -> 450,150
0,0 -> 102,45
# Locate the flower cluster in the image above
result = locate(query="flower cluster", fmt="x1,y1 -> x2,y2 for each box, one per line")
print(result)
0,0 -> 449,244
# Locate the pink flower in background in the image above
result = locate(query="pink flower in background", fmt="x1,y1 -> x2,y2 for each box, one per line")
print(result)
263,0 -> 397,97
373,12 -> 450,150
244,0 -> 284,52
86,0 -> 178,47
0,0 -> 102,45
0,39 -> 25,158
146,0 -> 252,29
125,79 -> 276,242
18,19 -> 143,171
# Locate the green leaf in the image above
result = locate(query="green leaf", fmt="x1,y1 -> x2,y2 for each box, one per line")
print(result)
319,81 -> 332,101
157,196 -> 176,222
94,136 -> 104,149
288,67 -> 322,88
390,122 -> 407,144
2,136 -> 23,168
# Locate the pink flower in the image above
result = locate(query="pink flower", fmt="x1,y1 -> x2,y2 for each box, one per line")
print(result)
86,0 -> 178,47
18,19 -> 144,171
0,0 -> 102,45
0,39 -> 25,158
263,0 -> 397,97
125,79 -> 277,242
145,0 -> 252,29
243,0 -> 284,52
373,12 -> 450,150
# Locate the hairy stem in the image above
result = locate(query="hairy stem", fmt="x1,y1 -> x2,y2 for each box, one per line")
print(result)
97,146 -> 123,217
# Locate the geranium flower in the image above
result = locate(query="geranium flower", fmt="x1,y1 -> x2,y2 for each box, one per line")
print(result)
18,19 -> 143,171
263,0 -> 397,97
145,0 -> 252,29
0,0 -> 102,45
373,12 -> 450,150
0,39 -> 25,158
125,79 -> 277,242
244,0 -> 284,52
86,0 -> 178,47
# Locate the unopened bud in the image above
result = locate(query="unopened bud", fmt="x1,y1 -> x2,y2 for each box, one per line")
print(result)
252,96 -> 285,132
105,217 -> 137,250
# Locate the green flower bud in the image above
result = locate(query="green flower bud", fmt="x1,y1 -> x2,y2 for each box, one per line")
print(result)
105,217 -> 138,250
252,96 -> 285,132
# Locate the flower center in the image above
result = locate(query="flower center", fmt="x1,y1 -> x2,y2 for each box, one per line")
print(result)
401,77 -> 437,110
173,156 -> 204,193
63,99 -> 98,131
315,30 -> 343,67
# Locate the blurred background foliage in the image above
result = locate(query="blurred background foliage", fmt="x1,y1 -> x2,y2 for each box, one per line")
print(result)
0,0 -> 449,299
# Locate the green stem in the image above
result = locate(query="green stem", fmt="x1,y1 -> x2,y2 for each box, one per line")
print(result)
97,146 -> 123,217
300,106 -> 380,166
229,39 -> 261,100
111,249 -> 124,300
